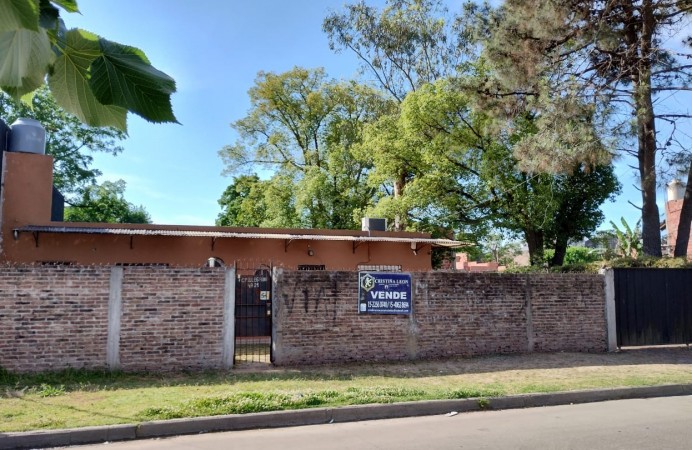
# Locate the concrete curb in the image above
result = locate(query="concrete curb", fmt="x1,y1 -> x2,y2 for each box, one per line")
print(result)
2,384 -> 691,449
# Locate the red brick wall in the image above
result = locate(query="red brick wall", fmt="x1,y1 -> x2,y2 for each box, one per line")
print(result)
665,199 -> 692,257
0,265 -> 110,372
273,271 -> 606,365
530,274 -> 606,352
0,265 -> 607,372
119,267 -> 225,371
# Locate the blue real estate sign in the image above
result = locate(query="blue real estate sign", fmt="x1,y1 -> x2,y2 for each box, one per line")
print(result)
358,272 -> 412,315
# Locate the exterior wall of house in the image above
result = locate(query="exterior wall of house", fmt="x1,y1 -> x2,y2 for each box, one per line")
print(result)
0,265 -> 607,373
665,199 -> 692,258
0,151 -> 432,271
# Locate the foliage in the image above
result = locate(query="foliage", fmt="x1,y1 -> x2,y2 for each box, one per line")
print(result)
219,67 -> 395,229
323,0 -> 471,102
610,218 -> 643,259
0,0 -> 177,130
481,0 -> 692,257
216,174 -> 268,227
64,180 -> 151,224
544,247 -> 600,266
359,78 -> 620,265
0,87 -> 124,200
607,256 -> 692,269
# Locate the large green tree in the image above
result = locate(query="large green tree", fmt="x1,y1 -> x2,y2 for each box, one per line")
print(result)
0,0 -> 177,130
481,0 -> 692,257
361,78 -> 620,265
64,180 -> 151,224
219,67 -> 394,229
324,0 -> 472,230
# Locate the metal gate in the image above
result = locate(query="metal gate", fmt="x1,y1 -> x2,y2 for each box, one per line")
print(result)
614,268 -> 692,346
234,268 -> 272,364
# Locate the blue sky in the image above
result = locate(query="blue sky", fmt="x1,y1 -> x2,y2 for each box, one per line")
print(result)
65,0 -> 679,230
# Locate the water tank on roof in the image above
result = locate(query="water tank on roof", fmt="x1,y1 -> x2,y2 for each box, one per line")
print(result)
8,118 -> 46,154
667,179 -> 686,201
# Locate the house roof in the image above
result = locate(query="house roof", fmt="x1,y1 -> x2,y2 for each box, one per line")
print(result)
14,225 -> 465,248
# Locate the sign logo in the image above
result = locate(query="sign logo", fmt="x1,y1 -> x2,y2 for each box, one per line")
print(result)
361,273 -> 376,292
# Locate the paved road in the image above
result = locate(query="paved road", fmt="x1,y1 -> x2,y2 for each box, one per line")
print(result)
65,396 -> 692,450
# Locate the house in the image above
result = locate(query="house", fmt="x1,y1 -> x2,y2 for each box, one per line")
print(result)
663,179 -> 692,258
0,121 -> 461,271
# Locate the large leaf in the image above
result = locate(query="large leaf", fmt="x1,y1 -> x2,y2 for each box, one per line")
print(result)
89,38 -> 177,124
48,28 -> 127,130
0,0 -> 40,33
50,0 -> 79,13
0,27 -> 53,91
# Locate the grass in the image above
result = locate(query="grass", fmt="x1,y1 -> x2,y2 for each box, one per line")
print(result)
1,349 -> 691,432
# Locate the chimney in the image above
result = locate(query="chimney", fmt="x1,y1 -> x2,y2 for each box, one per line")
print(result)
667,179 -> 686,202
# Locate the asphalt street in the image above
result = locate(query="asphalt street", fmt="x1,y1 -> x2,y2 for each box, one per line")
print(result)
61,395 -> 692,450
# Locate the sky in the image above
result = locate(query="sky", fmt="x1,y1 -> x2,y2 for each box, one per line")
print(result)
64,0 -> 687,231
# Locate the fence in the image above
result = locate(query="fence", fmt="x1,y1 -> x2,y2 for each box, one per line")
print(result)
0,264 -> 608,372
614,268 -> 692,346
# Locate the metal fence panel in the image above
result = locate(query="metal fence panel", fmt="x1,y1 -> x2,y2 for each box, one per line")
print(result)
614,268 -> 692,346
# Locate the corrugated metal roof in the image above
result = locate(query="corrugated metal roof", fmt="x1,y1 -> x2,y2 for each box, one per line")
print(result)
14,225 -> 465,248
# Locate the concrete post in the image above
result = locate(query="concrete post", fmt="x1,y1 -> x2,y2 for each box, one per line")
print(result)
271,267 -> 282,365
107,267 -> 123,370
222,267 -> 236,369
602,269 -> 618,351
525,274 -> 535,352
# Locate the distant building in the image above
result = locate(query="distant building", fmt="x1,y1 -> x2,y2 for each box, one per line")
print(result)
664,179 -> 692,258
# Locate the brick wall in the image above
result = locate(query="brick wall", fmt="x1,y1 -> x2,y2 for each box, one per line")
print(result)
119,267 -> 226,371
272,271 -> 607,365
0,265 -> 607,372
0,265 -> 110,372
0,265 -> 228,373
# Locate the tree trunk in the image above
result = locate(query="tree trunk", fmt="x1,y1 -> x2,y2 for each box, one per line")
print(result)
524,229 -> 544,266
550,234 -> 569,267
393,171 -> 406,231
673,161 -> 692,258
635,3 -> 662,257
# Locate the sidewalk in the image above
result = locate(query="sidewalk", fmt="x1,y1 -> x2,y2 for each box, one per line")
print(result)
1,347 -> 691,449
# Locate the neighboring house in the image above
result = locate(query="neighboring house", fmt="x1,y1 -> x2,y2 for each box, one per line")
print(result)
454,253 -> 506,272
663,179 -> 692,259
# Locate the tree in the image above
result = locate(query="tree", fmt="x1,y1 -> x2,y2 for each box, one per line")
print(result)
0,0 -> 177,130
219,67 -> 394,229
216,174 -> 268,227
64,180 -> 151,224
324,0 -> 472,229
361,78 -> 619,265
1,87 -> 124,200
323,0 -> 469,102
481,0 -> 692,257
610,217 -> 643,258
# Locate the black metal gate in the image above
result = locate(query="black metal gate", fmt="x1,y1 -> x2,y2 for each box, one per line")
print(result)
614,268 -> 692,346
234,269 -> 272,364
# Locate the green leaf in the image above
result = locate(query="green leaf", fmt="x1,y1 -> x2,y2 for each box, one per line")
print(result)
48,28 -> 127,130
0,0 -> 40,33
89,38 -> 177,124
0,27 -> 53,92
50,0 -> 79,13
